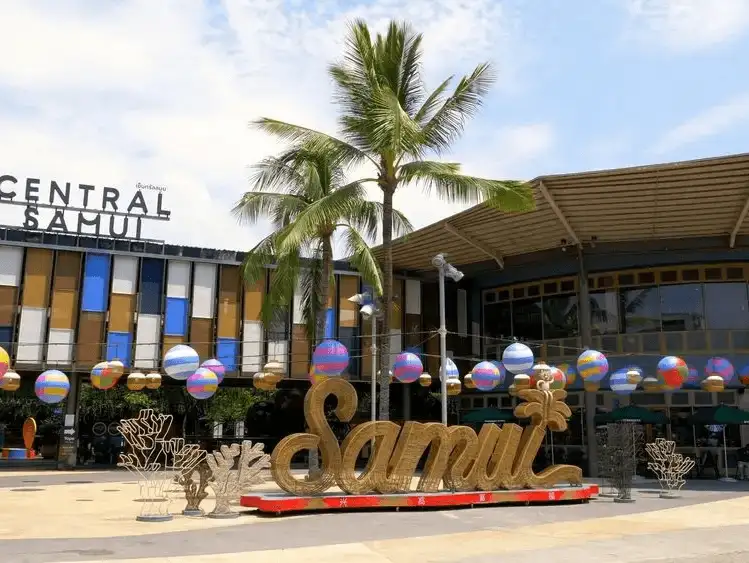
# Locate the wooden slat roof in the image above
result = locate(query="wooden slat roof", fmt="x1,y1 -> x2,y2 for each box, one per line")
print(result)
378,153 -> 749,272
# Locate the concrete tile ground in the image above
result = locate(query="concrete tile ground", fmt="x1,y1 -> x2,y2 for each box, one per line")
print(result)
1,470 -> 749,562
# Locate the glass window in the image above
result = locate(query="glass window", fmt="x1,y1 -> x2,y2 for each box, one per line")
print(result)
704,283 -> 749,330
620,287 -> 661,333
590,290 -> 620,335
512,299 -> 543,340
542,294 -> 579,339
483,302 -> 512,339
660,284 -> 704,331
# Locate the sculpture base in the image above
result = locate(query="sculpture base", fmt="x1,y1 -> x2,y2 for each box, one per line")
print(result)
182,509 -> 204,517
240,484 -> 598,515
206,511 -> 240,519
136,514 -> 173,522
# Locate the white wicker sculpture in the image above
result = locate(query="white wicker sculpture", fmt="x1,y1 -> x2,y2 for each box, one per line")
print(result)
646,438 -> 695,498
205,440 -> 270,518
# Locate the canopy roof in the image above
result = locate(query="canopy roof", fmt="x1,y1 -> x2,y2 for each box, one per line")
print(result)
461,407 -> 515,423
379,153 -> 749,272
687,404 -> 749,425
595,405 -> 669,425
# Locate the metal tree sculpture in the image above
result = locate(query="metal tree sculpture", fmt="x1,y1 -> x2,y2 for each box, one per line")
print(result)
646,438 -> 695,498
205,440 -> 270,518
171,438 -> 209,515
596,426 -> 616,497
117,409 -> 175,521
606,423 -> 637,503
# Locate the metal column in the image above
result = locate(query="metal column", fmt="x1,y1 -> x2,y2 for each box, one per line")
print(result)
578,247 -> 598,478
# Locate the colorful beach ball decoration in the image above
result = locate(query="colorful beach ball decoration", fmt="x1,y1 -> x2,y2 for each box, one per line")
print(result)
1,371 -> 20,392
0,345 -> 9,378
393,352 -> 423,384
556,363 -> 576,387
657,356 -> 688,390
145,372 -> 162,390
705,357 -> 734,386
609,368 -> 637,395
471,361 -> 502,392
739,365 -> 749,386
90,361 -> 118,390
187,368 -> 219,400
502,343 -> 534,374
549,366 -> 567,390
201,358 -> 225,384
35,370 -> 70,404
577,350 -> 609,385
685,365 -> 701,389
441,358 -> 460,380
127,372 -> 147,391
312,339 -> 349,377
163,345 -> 200,381
418,372 -> 432,387
490,361 -> 508,385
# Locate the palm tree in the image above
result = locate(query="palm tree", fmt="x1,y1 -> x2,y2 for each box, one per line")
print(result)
233,144 -> 412,353
253,20 -> 534,420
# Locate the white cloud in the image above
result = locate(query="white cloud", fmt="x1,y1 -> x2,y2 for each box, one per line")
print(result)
652,94 -> 749,154
0,0 -> 531,254
623,0 -> 749,51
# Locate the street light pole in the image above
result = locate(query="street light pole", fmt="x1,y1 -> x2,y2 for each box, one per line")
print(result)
348,292 -> 379,422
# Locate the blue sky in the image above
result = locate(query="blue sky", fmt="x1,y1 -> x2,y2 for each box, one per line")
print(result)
0,0 -> 747,250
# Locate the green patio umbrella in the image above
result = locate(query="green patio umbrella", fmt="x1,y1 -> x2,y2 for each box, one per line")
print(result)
596,405 -> 669,425
687,404 -> 749,482
461,408 -> 515,424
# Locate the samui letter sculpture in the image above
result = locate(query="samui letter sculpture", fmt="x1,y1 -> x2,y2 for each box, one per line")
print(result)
206,441 -> 270,518
270,368 -> 583,495
646,438 -> 695,498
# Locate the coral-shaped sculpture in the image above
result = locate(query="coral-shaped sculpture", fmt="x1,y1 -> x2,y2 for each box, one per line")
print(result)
206,440 -> 270,518
171,438 -> 208,515
646,438 -> 695,498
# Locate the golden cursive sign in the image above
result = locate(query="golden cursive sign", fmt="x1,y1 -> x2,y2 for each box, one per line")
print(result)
270,378 -> 583,495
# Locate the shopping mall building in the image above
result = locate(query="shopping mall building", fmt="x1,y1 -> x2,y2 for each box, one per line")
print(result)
2,152 -> 749,474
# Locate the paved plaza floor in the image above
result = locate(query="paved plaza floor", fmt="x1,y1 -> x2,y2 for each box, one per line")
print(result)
1,470 -> 749,562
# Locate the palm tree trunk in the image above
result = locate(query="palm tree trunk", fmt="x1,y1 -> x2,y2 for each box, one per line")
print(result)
378,187 -> 394,421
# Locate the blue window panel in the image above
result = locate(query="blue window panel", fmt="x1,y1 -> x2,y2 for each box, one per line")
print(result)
106,331 -> 132,366
81,254 -> 111,312
164,297 -> 188,336
140,258 -> 165,315
0,325 -> 13,357
216,338 -> 239,372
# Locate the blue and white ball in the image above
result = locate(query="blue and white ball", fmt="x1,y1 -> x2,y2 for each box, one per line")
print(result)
441,358 -> 459,380
163,345 -> 200,381
502,343 -> 534,374
609,368 -> 637,395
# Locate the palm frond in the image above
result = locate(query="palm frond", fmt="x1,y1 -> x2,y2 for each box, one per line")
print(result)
240,234 -> 277,287
346,200 -> 413,241
232,192 -> 308,227
414,76 -> 453,124
341,227 -> 383,297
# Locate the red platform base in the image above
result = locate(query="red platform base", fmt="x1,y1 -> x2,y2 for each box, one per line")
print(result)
241,484 -> 598,515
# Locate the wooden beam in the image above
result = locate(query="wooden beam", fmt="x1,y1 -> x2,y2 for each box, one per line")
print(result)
538,180 -> 580,247
443,223 -> 504,269
730,192 -> 749,248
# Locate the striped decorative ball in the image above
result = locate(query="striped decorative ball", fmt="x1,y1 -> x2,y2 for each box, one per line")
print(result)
685,365 -> 701,389
0,345 -> 9,378
35,370 -> 70,404
393,352 -> 423,384
186,368 -> 219,400
705,357 -> 734,385
471,361 -> 502,391
145,372 -> 162,390
490,361 -> 507,387
91,361 -> 118,390
163,345 -> 200,381
127,372 -> 146,391
441,358 -> 460,380
1,371 -> 20,392
549,366 -> 567,390
556,363 -> 577,387
577,350 -> 609,382
657,356 -> 688,390
312,339 -> 349,376
739,365 -> 749,386
201,358 -> 225,384
502,343 -> 534,374
609,368 -> 637,395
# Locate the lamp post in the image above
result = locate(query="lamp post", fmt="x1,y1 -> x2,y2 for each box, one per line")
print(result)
431,254 -> 464,425
348,292 -> 380,422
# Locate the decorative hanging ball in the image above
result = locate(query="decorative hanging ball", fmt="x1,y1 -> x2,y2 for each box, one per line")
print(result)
126,372 -> 146,391
163,345 -> 200,380
263,361 -> 284,386
441,358 -> 460,381
577,350 -> 609,383
463,373 -> 476,389
556,363 -> 577,387
625,366 -> 643,385
705,357 -> 734,386
532,362 -> 552,387
739,365 -> 749,386
308,365 -> 328,385
35,370 -> 70,404
657,356 -> 688,390
187,368 -> 219,400
108,360 -> 125,379
471,361 -> 502,392
642,376 -> 661,392
145,372 -> 162,390
200,358 -> 225,384
446,378 -> 462,396
393,352 -> 423,384
685,365 -> 701,389
311,339 -> 349,377
549,366 -> 567,390
501,343 -> 534,374
253,372 -> 268,390
583,380 -> 600,392
418,372 -> 432,387
1,371 -> 20,392
0,345 -> 9,378
90,361 -> 118,390
609,368 -> 637,395
490,361 -> 508,386
702,375 -> 725,393
513,373 -> 531,391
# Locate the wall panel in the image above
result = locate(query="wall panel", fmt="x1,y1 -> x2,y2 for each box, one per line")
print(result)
76,311 -> 105,366
290,277 -> 309,378
139,258 -> 164,315
106,255 -> 138,367
133,314 -> 160,369
189,317 -> 213,360
242,277 -> 265,374
0,247 -> 22,352
0,286 -> 17,326
133,258 -> 163,368
404,279 -> 422,364
80,254 -> 111,313
16,307 -> 46,364
164,260 -> 191,343
22,248 -> 53,308
0,246 -> 23,287
47,251 -> 82,365
192,263 -> 217,319
16,248 -> 53,364
389,279 -> 404,365
266,271 -> 288,372
216,337 -> 239,372
217,265 -> 240,338
338,275 -> 360,378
